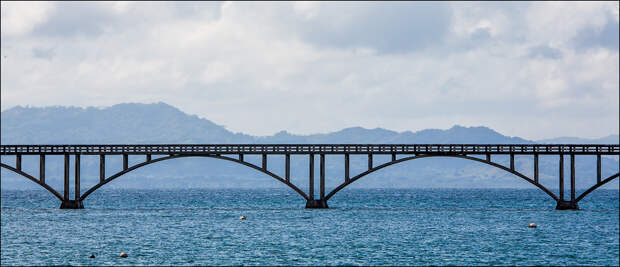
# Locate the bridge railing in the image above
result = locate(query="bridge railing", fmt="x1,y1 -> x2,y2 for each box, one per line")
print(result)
1,144 -> 619,155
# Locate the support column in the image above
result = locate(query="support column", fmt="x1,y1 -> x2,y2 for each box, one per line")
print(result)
123,154 -> 128,170
559,154 -> 564,201
306,153 -> 328,209
345,154 -> 350,182
392,153 -> 396,162
534,154 -> 538,183
16,154 -> 21,171
285,154 -> 290,182
64,154 -> 70,200
368,154 -> 373,170
309,154 -> 314,200
320,154 -> 325,200
75,154 -> 80,201
39,155 -> 45,184
510,154 -> 515,170
570,154 -> 575,202
486,153 -> 491,162
596,154 -> 601,184
555,153 -> 578,210
60,154 -> 84,209
146,154 -> 151,162
99,155 -> 105,183
239,154 -> 244,162
262,154 -> 267,170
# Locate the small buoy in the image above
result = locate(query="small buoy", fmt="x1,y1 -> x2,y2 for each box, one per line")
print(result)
528,222 -> 537,228
89,254 -> 95,258
240,216 -> 246,220
120,252 -> 128,258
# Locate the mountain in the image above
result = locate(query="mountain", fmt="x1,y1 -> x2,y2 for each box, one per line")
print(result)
1,102 -> 618,191
256,126 -> 532,144
537,135 -> 619,144
0,102 -> 252,144
0,102 -> 533,145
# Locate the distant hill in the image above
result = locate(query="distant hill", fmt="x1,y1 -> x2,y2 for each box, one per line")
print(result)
0,103 -> 251,144
1,102 -> 618,190
537,135 -> 619,144
0,102 -> 534,144
256,125 -> 532,144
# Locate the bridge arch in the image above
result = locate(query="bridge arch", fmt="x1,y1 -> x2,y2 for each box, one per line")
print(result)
325,154 -> 560,201
0,163 -> 64,201
79,154 -> 309,201
575,173 -> 619,202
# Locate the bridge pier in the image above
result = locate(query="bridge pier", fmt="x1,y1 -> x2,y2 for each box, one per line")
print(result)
305,199 -> 328,209
555,200 -> 579,210
60,200 -> 84,209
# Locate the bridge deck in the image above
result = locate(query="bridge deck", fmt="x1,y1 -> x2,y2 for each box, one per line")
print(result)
1,144 -> 618,155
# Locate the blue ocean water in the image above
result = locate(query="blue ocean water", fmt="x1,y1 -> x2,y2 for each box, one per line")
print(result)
1,188 -> 618,266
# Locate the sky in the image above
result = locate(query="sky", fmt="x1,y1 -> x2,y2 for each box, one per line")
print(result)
1,1 -> 619,140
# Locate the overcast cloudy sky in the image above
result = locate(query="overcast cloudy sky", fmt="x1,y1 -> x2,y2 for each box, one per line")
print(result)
1,1 -> 618,139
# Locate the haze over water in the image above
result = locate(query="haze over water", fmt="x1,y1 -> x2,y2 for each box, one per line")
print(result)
1,188 -> 618,266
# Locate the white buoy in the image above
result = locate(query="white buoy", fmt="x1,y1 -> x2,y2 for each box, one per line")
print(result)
528,222 -> 537,228
120,252 -> 128,258
240,216 -> 246,220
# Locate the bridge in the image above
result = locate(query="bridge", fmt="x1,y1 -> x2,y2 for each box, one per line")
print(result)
1,144 -> 618,210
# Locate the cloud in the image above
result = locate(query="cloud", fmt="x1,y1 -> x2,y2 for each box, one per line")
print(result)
291,2 -> 453,54
0,1 -> 55,36
29,2 -> 222,39
470,27 -> 492,41
529,45 -> 562,59
0,2 -> 618,140
573,19 -> 620,50
32,47 -> 55,60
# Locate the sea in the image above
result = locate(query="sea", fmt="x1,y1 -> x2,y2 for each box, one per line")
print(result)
1,188 -> 618,266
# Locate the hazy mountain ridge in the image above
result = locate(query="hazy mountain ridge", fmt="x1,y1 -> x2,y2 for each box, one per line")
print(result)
1,103 -> 618,190
1,103 -> 253,144
537,135 -> 619,144
2,102 -> 545,144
